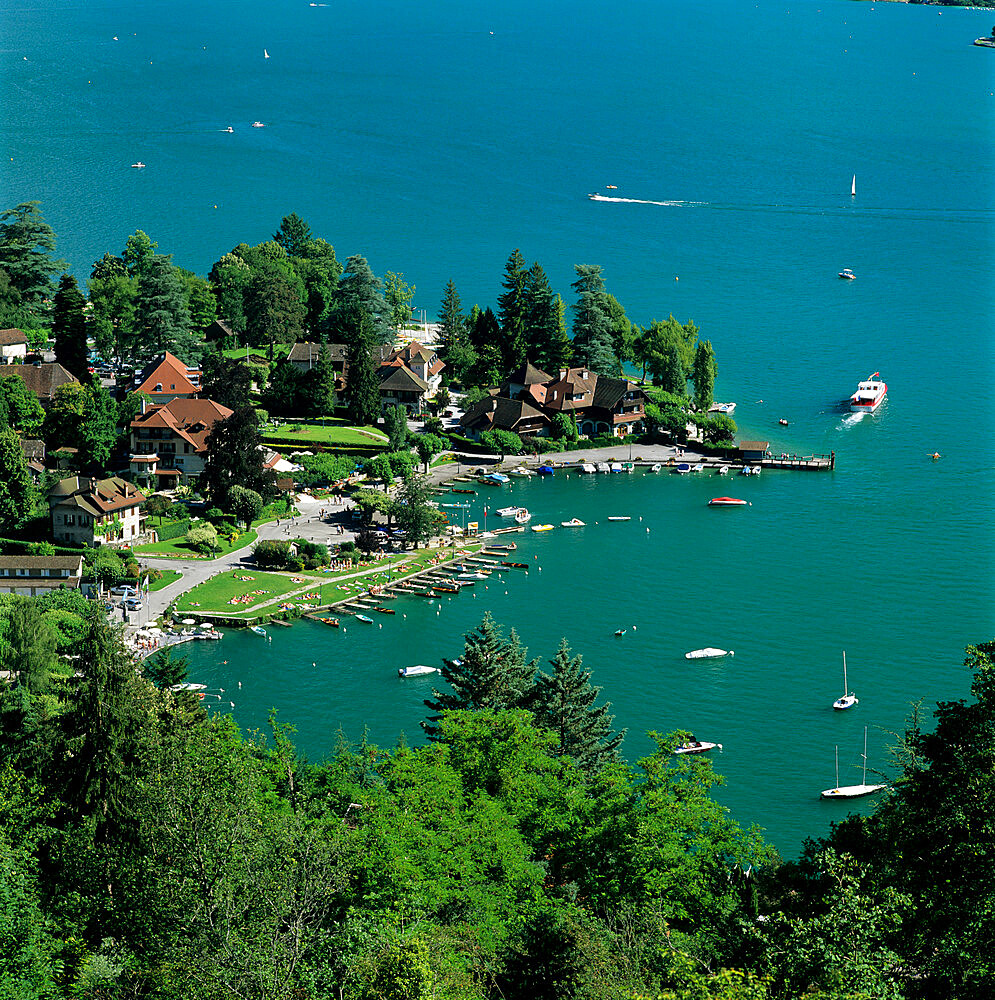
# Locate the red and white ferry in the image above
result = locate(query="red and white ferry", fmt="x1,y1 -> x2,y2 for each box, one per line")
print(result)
849,373 -> 887,413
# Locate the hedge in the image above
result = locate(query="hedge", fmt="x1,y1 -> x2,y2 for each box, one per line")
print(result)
0,538 -> 85,556
155,519 -> 192,542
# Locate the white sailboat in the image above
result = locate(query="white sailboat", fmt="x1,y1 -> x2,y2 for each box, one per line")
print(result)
821,727 -> 886,799
851,174 -> 856,197
833,650 -> 858,710
264,48 -> 270,59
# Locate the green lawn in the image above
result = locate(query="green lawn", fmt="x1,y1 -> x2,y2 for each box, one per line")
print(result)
133,530 -> 258,560
174,569 -> 312,616
147,569 -> 182,591
261,418 -> 388,448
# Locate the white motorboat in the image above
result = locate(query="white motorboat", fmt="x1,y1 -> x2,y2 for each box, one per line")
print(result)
709,402 -> 736,415
833,650 -> 858,710
169,682 -> 206,692
839,268 -> 856,280
849,372 -> 887,413
496,506 -> 524,518
131,161 -> 145,168
398,665 -> 439,678
684,647 -> 734,659
718,465 -> 730,475
609,462 -> 623,473
606,515 -> 630,521
561,518 -> 585,527
580,463 -> 597,474
596,462 -> 610,473
458,572 -> 489,580
251,121 -> 265,127
650,463 -> 662,472
821,728 -> 886,799
692,463 -> 704,473
250,625 -> 267,635
514,508 -> 532,524
508,467 -> 533,477
674,740 -> 723,755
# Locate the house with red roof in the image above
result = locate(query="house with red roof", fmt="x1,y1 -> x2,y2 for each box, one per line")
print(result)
48,476 -> 146,546
129,397 -> 233,488
132,352 -> 202,404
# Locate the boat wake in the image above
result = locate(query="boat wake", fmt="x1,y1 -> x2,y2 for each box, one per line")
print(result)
837,411 -> 865,431
588,194 -> 707,207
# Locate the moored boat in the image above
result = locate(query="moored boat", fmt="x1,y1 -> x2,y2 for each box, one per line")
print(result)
849,373 -> 887,413
650,463 -> 662,472
538,465 -> 555,475
318,617 -> 340,627
496,506 -> 524,518
580,463 -> 597,474
675,463 -> 691,474
596,462 -> 610,473
373,607 -> 396,615
821,728 -> 885,799
607,515 -> 630,521
502,561 -> 529,568
833,651 -> 858,710
708,497 -> 748,506
609,462 -> 622,473
250,625 -> 267,635
561,517 -> 585,527
531,523 -> 554,532
718,465 -> 730,475
514,508 -> 532,524
354,614 -> 374,624
684,647 -> 734,659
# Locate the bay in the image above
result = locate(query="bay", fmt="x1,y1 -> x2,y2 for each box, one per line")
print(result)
2,0 -> 993,855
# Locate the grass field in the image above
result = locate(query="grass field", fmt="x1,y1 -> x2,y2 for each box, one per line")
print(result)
261,418 -> 388,448
134,530 -> 258,560
147,569 -> 182,591
174,569 -> 315,616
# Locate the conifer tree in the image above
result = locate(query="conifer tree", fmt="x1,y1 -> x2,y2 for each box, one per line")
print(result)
0,201 -> 65,302
344,306 -> 381,426
497,249 -> 529,375
303,337 -> 335,416
273,212 -> 313,257
524,262 -> 570,374
52,273 -> 89,379
330,255 -> 389,344
570,264 -> 616,376
692,339 -> 717,412
383,404 -> 409,451
2,601 -> 57,696
0,426 -> 35,532
532,638 -> 625,776
438,279 -> 466,357
135,254 -> 193,357
423,612 -> 538,739
202,406 -> 276,506
467,307 -> 503,387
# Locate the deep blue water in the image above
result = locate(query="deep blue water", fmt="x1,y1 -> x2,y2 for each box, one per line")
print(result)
2,0 -> 993,855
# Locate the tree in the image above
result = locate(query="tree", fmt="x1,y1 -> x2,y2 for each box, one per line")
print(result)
87,547 -> 125,588
0,201 -> 65,302
344,307 -> 381,427
570,265 -> 616,376
143,494 -> 175,524
415,433 -> 444,472
438,279 -> 466,358
44,381 -> 117,470
135,255 -> 193,358
301,338 -> 335,416
88,271 -> 137,361
525,263 -> 570,374
208,252 -> 251,336
392,471 -> 439,549
1,599 -> 57,694
262,359 -> 306,417
532,638 -> 625,776
273,212 -> 312,257
202,406 -> 276,507
178,269 -> 217,332
0,428 -> 35,532
551,411 -> 578,443
692,339 -> 717,412
328,255 -> 389,344
227,485 -> 263,529
244,269 -> 304,352
423,612 -> 538,739
201,353 -> 254,410
383,271 -> 415,332
185,521 -> 219,554
122,229 -> 158,278
467,306 -> 503,387
383,404 -> 409,451
0,375 -> 43,432
52,273 -> 89,379
604,293 -> 633,366
480,428 -> 522,460
659,343 -> 689,397
368,453 -> 394,490
142,646 -> 190,690
497,249 -> 529,374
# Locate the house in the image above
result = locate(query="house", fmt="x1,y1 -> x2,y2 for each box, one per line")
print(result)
48,476 -> 146,546
286,342 -> 350,405
204,318 -> 235,345
0,363 -> 80,408
739,440 -> 770,463
584,377 -> 649,438
0,555 -> 84,596
378,365 -> 432,416
460,396 -> 551,441
130,397 -> 234,488
384,342 -> 445,396
132,352 -> 202,404
19,438 -> 45,480
0,328 -> 28,364
501,361 -> 553,402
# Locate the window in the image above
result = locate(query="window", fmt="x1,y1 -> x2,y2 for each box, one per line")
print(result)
64,514 -> 75,525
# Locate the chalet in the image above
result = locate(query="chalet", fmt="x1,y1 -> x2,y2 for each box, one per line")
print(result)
130,397 -> 234,488
501,361 -> 553,403
378,365 -> 431,416
584,376 -> 648,438
132,352 -> 202,404
286,342 -> 350,405
0,555 -> 84,597
383,342 -> 445,396
0,328 -> 28,364
48,476 -> 146,546
460,396 -> 551,441
0,363 -> 80,408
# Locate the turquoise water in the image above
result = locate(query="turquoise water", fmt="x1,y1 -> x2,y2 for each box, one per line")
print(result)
3,0 -> 993,854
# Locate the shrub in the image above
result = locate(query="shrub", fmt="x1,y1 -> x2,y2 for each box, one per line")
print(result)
253,539 -> 292,569
293,539 -> 330,570
156,518 -> 192,542
185,522 -> 219,555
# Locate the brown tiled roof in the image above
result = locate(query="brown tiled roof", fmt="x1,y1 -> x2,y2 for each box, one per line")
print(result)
391,341 -> 445,377
0,328 -> 28,346
542,368 -> 598,412
49,476 -> 146,518
0,363 -> 80,401
131,397 -> 234,453
287,342 -> 349,366
739,440 -> 770,451
0,555 -> 83,571
19,438 -> 45,462
507,361 -> 553,386
134,352 -> 201,397
379,365 -> 430,393
461,396 -> 549,434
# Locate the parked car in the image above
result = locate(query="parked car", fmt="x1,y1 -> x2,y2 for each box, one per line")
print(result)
110,585 -> 137,597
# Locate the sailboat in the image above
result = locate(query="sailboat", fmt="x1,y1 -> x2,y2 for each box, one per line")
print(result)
851,174 -> 856,197
264,48 -> 270,59
821,727 -> 886,799
833,650 -> 858,710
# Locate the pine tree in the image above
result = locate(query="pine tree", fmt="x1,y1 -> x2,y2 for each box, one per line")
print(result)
570,265 -> 616,376
692,339 -> 717,412
273,212 -> 313,257
467,307 -> 503,386
423,612 -> 538,739
52,273 -> 89,379
202,406 -> 276,506
135,255 -> 192,357
329,255 -> 390,344
0,201 -> 65,302
524,262 -> 568,374
302,337 -> 335,416
497,249 -> 529,375
532,638 -> 625,776
344,306 -> 381,426
0,428 -> 34,533
438,279 -> 466,357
